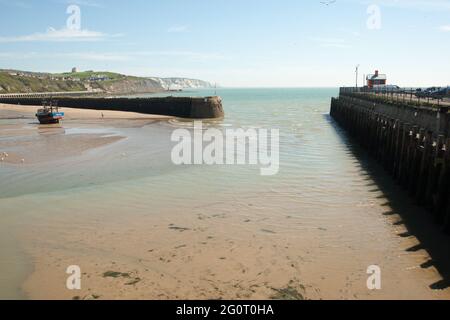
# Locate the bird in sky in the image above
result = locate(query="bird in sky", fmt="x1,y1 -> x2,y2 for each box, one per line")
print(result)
320,0 -> 337,6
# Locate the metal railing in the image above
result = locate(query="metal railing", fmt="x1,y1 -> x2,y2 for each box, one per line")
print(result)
340,86 -> 450,108
0,90 -> 104,99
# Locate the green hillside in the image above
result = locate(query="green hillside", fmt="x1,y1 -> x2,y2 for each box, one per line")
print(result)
0,69 -> 211,94
55,71 -> 134,81
0,69 -> 146,94
0,72 -> 93,93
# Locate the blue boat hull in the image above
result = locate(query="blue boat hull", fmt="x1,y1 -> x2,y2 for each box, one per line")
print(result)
36,112 -> 65,124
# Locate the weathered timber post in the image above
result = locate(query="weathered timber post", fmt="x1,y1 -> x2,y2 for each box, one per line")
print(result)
432,138 -> 450,224
330,90 -> 450,234
424,135 -> 444,208
408,127 -> 422,195
392,120 -> 401,177
416,131 -> 433,205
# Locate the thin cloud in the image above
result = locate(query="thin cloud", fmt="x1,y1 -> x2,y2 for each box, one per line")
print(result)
0,51 -> 129,61
0,50 -> 227,61
134,51 -> 227,60
58,0 -> 104,8
358,0 -> 450,11
310,37 -> 351,48
0,27 -> 122,43
338,27 -> 361,37
59,52 -> 130,61
167,25 -> 189,33
439,25 -> 450,32
0,0 -> 32,9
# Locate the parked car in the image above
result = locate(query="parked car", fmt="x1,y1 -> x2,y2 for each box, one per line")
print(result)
415,87 -> 440,98
430,86 -> 450,100
385,85 -> 401,91
372,84 -> 401,93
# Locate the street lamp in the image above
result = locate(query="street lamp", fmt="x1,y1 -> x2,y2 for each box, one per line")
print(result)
355,64 -> 360,89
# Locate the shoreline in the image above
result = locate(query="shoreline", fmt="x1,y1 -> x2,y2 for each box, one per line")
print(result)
0,104 -> 162,299
0,216 -> 31,300
0,105 -> 172,299
18,184 -> 450,300
0,103 -> 173,165
0,103 -> 173,121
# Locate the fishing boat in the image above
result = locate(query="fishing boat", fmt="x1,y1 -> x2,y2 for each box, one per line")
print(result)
35,101 -> 64,124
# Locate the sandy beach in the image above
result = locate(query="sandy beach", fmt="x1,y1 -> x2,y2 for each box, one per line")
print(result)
19,197 -> 450,300
1,103 -> 172,120
0,103 -> 171,165
0,102 -> 175,299
2,95 -> 450,300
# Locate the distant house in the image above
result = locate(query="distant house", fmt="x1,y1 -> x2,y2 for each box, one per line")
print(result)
89,74 -> 109,82
72,67 -> 78,73
366,70 -> 387,88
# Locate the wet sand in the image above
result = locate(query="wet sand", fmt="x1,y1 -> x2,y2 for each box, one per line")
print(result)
1,103 -> 172,120
0,104 -> 157,299
20,201 -> 450,300
0,103 -> 171,165
0,135 -> 124,165
2,100 -> 450,300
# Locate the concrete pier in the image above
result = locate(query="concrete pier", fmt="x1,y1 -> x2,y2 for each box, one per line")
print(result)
331,88 -> 450,233
0,96 -> 224,119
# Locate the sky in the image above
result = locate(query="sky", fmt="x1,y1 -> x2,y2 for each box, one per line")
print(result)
0,0 -> 449,87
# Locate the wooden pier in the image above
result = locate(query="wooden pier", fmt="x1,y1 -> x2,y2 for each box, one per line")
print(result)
330,88 -> 450,233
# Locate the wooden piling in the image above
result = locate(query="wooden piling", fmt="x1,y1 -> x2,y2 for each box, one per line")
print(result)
330,91 -> 450,234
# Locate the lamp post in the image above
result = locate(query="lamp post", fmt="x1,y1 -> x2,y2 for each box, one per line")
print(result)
355,64 -> 360,89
